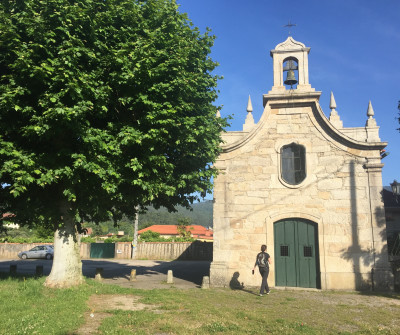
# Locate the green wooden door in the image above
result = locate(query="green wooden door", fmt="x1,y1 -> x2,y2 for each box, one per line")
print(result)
274,219 -> 319,288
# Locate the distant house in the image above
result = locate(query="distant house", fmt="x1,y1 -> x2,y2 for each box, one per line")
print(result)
1,213 -> 14,220
1,213 -> 18,228
80,227 -> 93,237
138,225 -> 213,241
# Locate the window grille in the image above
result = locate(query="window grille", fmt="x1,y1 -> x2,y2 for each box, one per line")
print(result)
280,245 -> 289,257
304,246 -> 313,257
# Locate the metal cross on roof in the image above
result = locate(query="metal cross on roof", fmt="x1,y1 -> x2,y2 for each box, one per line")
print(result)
283,20 -> 296,36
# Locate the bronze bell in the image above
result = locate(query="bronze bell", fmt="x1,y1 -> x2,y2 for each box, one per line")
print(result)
284,69 -> 297,87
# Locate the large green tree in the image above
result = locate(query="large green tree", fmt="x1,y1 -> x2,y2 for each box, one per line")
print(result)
0,0 -> 227,287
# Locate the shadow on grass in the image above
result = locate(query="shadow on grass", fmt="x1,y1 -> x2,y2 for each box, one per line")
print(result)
0,271 -> 40,281
358,290 -> 400,300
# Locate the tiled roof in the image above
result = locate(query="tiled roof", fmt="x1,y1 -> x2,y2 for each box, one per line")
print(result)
138,225 -> 213,239
1,213 -> 15,220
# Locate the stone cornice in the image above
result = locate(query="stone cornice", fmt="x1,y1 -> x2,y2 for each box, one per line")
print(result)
270,48 -> 310,55
264,93 -> 387,151
363,161 -> 385,170
270,36 -> 309,55
263,91 -> 321,106
221,92 -> 387,154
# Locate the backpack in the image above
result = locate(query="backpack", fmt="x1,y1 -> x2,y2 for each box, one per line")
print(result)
258,252 -> 268,268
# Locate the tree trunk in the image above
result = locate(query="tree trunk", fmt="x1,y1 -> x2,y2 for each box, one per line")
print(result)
44,201 -> 85,288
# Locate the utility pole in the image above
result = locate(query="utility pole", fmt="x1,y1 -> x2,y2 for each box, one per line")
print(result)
131,208 -> 139,259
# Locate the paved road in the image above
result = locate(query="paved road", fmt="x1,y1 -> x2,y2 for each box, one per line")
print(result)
0,259 -> 211,289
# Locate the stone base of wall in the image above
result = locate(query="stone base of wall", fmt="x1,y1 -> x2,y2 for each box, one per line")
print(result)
323,268 -> 393,291
210,265 -> 394,291
325,271 -> 372,290
372,267 -> 394,291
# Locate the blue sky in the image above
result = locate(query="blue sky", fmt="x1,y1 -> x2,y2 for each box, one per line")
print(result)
178,0 -> 400,190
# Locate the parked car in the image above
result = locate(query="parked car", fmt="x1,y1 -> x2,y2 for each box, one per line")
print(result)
18,245 -> 54,260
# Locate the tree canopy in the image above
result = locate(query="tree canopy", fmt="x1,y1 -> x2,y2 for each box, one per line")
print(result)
0,0 -> 227,287
0,0 -> 226,223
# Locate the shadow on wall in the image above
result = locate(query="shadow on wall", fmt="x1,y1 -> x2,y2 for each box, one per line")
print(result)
340,160 -> 392,291
228,272 -> 261,296
229,271 -> 244,290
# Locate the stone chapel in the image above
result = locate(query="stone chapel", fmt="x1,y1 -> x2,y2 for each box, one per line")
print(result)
210,37 -> 393,290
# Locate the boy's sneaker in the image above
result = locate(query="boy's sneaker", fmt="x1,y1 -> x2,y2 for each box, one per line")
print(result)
259,294 -> 263,296
266,290 -> 270,295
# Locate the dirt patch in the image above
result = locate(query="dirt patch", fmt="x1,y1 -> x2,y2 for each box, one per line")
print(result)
75,294 -> 159,335
300,291 -> 400,307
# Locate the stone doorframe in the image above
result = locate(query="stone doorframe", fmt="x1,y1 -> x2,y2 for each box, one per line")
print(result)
266,211 -> 327,289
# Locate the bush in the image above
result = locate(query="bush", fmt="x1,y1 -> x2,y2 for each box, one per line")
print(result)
117,236 -> 132,242
102,236 -> 132,243
138,230 -> 195,242
81,237 -> 97,243
0,235 -> 54,243
138,230 -> 167,242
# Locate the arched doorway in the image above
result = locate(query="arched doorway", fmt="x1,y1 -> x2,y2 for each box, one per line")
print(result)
274,218 -> 320,288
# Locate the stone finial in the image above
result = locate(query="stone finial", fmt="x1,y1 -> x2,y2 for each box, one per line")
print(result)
366,101 -> 377,127
365,100 -> 380,141
329,91 -> 337,110
243,95 -> 255,132
329,92 -> 343,128
367,101 -> 374,118
216,110 -> 221,118
246,95 -> 253,113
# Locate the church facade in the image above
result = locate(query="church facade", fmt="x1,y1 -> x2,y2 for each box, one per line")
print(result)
210,37 -> 393,290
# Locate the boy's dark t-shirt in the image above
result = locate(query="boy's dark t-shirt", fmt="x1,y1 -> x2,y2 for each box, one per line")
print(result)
256,252 -> 270,268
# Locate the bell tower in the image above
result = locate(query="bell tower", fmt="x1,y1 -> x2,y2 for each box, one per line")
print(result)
269,36 -> 315,94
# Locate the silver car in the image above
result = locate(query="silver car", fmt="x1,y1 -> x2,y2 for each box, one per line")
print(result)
18,245 -> 54,260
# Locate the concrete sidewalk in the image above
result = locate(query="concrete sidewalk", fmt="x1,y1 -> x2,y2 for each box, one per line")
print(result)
0,259 -> 211,289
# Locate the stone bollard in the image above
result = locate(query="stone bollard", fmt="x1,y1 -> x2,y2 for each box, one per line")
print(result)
36,265 -> 43,277
130,269 -> 136,282
201,276 -> 210,289
10,264 -> 17,276
167,270 -> 174,284
95,267 -> 103,281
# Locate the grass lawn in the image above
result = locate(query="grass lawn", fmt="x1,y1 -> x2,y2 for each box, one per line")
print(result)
0,273 -> 399,334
